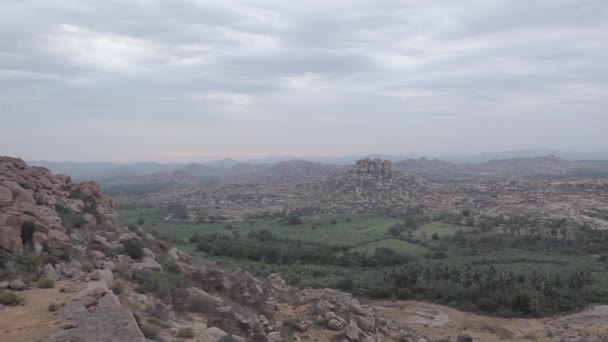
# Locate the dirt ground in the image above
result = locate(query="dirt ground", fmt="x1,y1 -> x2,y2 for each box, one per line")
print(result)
368,299 -> 608,342
0,281 -> 85,342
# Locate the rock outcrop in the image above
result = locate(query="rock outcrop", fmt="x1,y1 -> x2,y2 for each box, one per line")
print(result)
0,156 -> 117,254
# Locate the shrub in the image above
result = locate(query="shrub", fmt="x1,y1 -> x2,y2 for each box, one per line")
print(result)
140,323 -> 161,338
147,316 -> 163,326
218,336 -> 240,342
287,216 -> 302,225
0,291 -> 24,306
177,327 -> 195,338
37,278 -> 55,289
330,219 -> 338,225
187,294 -> 217,314
81,262 -> 94,273
111,280 -> 124,295
124,237 -> 144,259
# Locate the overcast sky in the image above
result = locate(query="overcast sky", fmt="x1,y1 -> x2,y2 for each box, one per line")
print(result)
1,0 -> 607,162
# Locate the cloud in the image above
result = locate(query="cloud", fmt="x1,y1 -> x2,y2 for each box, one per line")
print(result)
0,0 -> 607,161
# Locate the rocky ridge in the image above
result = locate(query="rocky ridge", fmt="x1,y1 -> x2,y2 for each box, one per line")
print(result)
0,156 -> 116,255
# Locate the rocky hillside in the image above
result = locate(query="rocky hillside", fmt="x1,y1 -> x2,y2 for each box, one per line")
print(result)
0,156 -> 116,255
309,158 -> 433,213
394,155 -> 579,179
135,159 -> 433,221
225,160 -> 348,185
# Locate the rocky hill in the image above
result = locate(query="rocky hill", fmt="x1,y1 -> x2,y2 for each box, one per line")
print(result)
136,159 -> 433,221
225,160 -> 348,185
309,158 -> 433,213
0,156 -> 116,254
394,155 -> 583,179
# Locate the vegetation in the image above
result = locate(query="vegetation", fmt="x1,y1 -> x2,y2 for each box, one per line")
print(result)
37,277 -> 55,288
122,209 -> 608,317
0,291 -> 24,306
123,237 -> 145,260
177,327 -> 195,338
139,323 -> 161,339
81,262 -> 94,273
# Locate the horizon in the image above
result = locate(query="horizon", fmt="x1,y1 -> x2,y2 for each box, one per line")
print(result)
15,147 -> 608,164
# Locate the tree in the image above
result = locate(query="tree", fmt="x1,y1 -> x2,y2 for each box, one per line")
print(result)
431,233 -> 439,240
166,202 -> 188,219
287,216 -> 302,225
137,217 -> 145,226
123,238 -> 144,259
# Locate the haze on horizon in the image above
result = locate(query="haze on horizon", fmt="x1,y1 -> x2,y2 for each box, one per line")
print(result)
1,0 -> 607,163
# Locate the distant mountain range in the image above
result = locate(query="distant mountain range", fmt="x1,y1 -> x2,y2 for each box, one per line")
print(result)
28,149 -> 608,181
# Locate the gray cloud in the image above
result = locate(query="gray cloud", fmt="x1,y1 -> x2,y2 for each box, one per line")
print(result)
1,0 -> 607,161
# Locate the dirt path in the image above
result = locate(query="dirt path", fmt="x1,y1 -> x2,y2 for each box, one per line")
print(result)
368,300 -> 608,341
0,281 -> 85,342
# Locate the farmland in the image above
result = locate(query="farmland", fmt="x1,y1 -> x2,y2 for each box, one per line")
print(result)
121,208 -> 608,317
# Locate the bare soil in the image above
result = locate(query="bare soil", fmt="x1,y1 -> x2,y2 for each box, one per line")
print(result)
0,281 -> 85,342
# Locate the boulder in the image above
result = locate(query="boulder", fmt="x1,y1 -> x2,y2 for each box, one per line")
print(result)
188,287 -> 223,306
346,320 -> 362,341
268,273 -> 287,291
89,250 -> 106,260
267,331 -> 282,342
168,247 -> 191,263
0,185 -> 13,206
131,257 -> 163,272
142,247 -> 156,260
457,334 -> 473,342
42,263 -> 60,281
327,319 -> 345,330
9,279 -> 26,291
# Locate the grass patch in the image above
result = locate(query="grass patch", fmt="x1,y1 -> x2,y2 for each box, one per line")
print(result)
349,239 -> 427,256
413,221 -> 474,239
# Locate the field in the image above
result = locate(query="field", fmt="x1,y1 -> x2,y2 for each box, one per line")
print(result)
120,208 -> 608,317
349,239 -> 427,256
411,221 -> 477,239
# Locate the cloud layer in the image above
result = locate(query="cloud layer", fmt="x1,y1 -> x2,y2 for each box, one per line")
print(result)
1,0 -> 607,161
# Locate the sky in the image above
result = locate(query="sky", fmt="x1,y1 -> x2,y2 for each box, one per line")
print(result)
1,0 -> 607,162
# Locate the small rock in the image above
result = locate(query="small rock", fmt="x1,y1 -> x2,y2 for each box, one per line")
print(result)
48,301 -> 62,312
61,321 -> 79,330
60,284 -> 76,293
83,297 -> 98,308
457,334 -> 473,342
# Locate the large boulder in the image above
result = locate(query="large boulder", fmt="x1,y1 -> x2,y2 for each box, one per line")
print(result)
9,279 -> 26,291
0,185 -> 13,207
41,263 -> 61,281
0,214 -> 22,252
